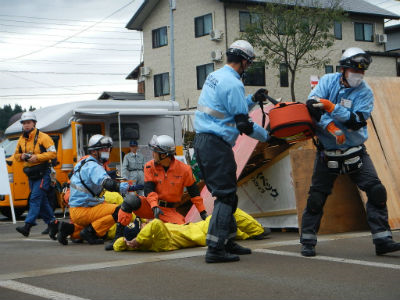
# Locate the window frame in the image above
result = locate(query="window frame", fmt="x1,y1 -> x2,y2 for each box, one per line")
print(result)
154,72 -> 170,97
354,22 -> 374,42
279,63 -> 289,87
239,11 -> 261,32
152,26 -> 168,48
334,21 -> 342,40
196,63 -> 214,90
243,62 -> 266,86
325,65 -> 334,74
110,123 -> 140,141
194,13 -> 213,38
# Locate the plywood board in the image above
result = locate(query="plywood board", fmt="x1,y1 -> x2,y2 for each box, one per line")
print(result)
290,148 -> 368,234
364,77 -> 400,229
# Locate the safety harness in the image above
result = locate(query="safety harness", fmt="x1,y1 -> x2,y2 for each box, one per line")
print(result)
70,157 -> 104,198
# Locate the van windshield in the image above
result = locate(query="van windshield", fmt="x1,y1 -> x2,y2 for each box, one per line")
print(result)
0,138 -> 18,158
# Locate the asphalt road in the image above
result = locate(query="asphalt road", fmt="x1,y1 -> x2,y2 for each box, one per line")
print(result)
0,217 -> 399,300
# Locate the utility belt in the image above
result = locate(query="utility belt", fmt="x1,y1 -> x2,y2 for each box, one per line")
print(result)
158,199 -> 180,208
23,162 -> 50,180
322,145 -> 364,175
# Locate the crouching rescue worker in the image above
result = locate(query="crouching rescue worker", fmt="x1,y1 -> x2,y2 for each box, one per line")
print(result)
56,134 -> 130,245
14,111 -> 58,239
107,135 -> 207,250
194,40 -> 270,263
113,206 -> 270,252
302,47 -> 400,257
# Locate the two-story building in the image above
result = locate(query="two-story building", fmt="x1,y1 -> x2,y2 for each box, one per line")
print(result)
126,0 -> 400,109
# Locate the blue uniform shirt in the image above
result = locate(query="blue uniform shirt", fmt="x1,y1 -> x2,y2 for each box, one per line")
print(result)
309,73 -> 374,150
194,65 -> 269,146
69,156 -> 128,207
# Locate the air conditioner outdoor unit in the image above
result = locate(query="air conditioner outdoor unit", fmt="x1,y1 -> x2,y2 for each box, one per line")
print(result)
139,66 -> 151,77
210,29 -> 223,41
375,33 -> 387,44
211,49 -> 223,61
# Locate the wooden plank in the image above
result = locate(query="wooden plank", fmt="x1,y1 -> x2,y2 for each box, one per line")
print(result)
364,77 -> 400,229
250,209 -> 297,218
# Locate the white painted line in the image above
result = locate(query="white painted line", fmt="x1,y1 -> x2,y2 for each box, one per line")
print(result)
0,280 -> 91,300
255,249 -> 400,270
0,249 -> 206,281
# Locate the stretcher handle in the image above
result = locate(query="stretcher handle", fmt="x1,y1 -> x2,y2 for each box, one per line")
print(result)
265,95 -> 279,105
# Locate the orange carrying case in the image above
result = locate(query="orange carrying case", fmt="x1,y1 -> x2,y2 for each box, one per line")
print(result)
268,102 -> 315,143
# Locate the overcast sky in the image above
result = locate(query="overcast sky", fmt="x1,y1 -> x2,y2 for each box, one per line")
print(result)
0,0 -> 144,110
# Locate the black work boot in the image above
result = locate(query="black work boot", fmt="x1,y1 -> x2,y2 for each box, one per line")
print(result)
375,240 -> 400,255
41,226 -> 50,235
205,247 -> 240,263
105,223 -> 125,251
57,222 -> 75,245
16,223 -> 33,237
301,244 -> 316,257
80,224 -> 104,245
48,220 -> 59,240
226,241 -> 252,255
252,227 -> 272,240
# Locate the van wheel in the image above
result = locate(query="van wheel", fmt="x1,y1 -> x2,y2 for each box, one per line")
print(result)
0,207 -> 26,220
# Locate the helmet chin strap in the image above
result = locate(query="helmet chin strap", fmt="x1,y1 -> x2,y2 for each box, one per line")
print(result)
341,69 -> 350,87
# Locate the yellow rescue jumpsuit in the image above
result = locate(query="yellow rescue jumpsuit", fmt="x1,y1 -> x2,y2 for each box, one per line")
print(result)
113,208 -> 265,252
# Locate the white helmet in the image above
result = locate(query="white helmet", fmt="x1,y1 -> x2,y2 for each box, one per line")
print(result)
87,134 -> 113,151
226,40 -> 255,63
339,47 -> 372,70
149,135 -> 175,155
20,111 -> 37,123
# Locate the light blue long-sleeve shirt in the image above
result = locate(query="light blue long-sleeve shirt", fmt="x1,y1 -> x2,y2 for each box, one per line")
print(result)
309,73 -> 374,150
194,65 -> 269,146
69,156 -> 128,207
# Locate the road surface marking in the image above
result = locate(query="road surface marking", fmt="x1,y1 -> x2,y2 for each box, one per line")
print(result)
0,280 -> 91,300
255,248 -> 400,270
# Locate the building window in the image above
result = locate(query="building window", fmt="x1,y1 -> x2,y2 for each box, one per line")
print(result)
244,62 -> 265,86
110,123 -> 139,141
195,13 -> 213,37
196,63 -> 214,90
152,26 -> 168,48
334,21 -> 342,40
154,73 -> 170,97
325,65 -> 334,74
336,65 -> 341,72
280,63 -> 289,87
354,22 -> 373,42
239,11 -> 261,32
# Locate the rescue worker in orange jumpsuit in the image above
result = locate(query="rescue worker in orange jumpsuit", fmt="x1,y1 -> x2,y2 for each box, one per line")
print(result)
110,135 -> 208,250
14,111 -> 58,239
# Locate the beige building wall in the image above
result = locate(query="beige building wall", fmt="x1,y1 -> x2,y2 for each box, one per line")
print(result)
140,0 -> 396,108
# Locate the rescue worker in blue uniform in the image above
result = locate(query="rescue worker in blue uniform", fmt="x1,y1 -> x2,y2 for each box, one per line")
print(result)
194,40 -> 270,263
56,134 -> 130,245
302,47 -> 400,256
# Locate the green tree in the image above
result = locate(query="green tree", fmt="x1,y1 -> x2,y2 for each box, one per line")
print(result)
241,0 -> 346,101
0,104 -> 35,136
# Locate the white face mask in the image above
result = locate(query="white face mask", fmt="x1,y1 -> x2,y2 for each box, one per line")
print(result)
346,72 -> 364,88
99,151 -> 110,162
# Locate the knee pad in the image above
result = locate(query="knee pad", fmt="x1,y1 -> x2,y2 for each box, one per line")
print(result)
121,194 -> 141,213
306,191 -> 326,215
367,183 -> 387,208
112,205 -> 121,222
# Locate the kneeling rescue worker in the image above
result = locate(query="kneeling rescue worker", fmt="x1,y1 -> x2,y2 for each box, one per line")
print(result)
57,134 -> 131,245
302,47 -> 400,257
109,135 -> 207,250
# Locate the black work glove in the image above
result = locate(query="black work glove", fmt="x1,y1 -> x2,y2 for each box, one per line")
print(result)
252,88 -> 268,103
152,206 -> 164,219
306,99 -> 323,122
200,210 -> 208,220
